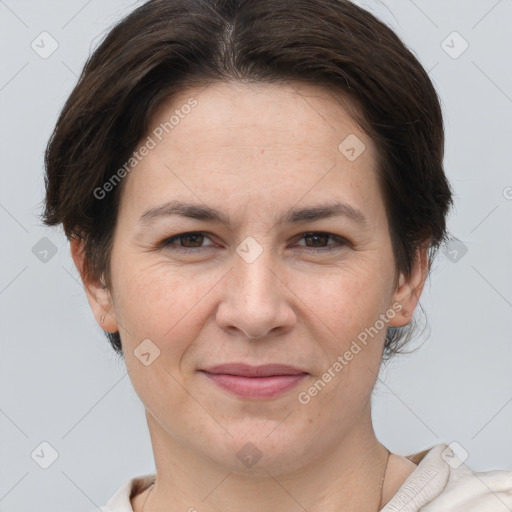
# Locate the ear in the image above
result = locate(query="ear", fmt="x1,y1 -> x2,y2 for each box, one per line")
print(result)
388,244 -> 429,327
70,237 -> 119,333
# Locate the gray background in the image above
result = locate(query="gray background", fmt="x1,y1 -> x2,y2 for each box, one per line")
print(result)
1,1 -> 511,511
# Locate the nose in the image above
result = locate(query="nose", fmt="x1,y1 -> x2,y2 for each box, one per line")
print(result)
215,249 -> 296,340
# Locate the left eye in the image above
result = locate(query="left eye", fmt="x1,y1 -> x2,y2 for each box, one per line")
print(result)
293,232 -> 347,252
161,231 -> 347,253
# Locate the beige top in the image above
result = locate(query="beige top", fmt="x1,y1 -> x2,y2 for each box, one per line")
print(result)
97,443 -> 512,511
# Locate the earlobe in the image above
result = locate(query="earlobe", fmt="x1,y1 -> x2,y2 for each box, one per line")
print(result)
69,237 -> 119,333
388,245 -> 429,328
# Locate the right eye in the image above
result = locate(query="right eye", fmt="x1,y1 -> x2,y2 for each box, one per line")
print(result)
161,232 -> 217,253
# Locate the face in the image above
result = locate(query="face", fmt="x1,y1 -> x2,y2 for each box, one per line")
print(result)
75,81 -> 425,475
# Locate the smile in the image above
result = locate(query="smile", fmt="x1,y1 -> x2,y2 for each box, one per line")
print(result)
200,363 -> 308,399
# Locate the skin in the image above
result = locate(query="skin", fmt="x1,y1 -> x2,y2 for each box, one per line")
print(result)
72,81 -> 426,512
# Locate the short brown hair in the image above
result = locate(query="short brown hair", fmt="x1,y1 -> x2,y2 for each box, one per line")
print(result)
42,0 -> 453,360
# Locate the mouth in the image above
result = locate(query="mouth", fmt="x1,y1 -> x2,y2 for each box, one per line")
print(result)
199,363 -> 308,399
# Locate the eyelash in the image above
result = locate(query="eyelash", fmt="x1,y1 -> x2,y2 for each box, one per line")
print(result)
161,231 -> 348,254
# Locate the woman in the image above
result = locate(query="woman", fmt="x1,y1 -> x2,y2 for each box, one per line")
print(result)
42,0 -> 512,511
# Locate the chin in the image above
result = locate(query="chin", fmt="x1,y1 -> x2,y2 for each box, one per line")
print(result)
201,421 -> 318,476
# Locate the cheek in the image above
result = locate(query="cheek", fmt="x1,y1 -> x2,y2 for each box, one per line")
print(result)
111,258 -> 220,348
297,267 -> 392,414
112,263 -> 210,412
298,259 -> 394,336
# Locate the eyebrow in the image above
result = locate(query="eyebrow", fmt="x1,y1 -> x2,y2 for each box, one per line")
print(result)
138,200 -> 367,228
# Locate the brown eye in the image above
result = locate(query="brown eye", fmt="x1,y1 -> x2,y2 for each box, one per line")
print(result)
293,232 -> 347,253
162,232 -> 215,252
176,233 -> 206,248
304,233 -> 330,247
160,231 -> 347,254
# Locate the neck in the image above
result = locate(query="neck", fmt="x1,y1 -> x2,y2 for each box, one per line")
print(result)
139,409 -> 390,512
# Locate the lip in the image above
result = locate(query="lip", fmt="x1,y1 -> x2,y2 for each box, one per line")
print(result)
202,363 -> 307,377
200,363 -> 308,399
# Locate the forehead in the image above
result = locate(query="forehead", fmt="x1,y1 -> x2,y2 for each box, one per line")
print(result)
117,80 -> 382,225
154,80 -> 369,151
